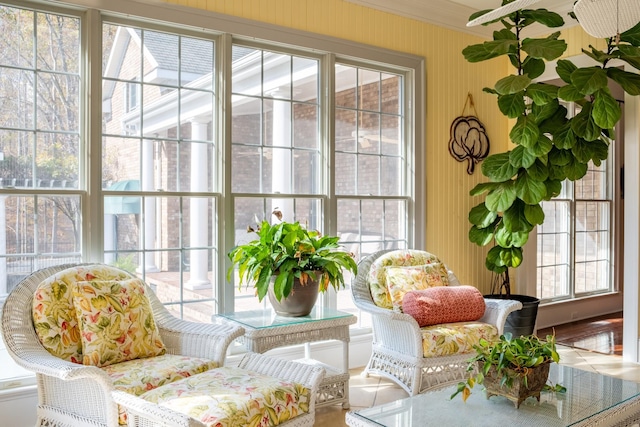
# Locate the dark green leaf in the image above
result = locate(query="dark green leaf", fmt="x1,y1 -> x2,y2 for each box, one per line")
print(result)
469,225 -> 495,246
570,67 -> 608,95
495,75 -> 532,95
486,182 -> 517,212
463,40 -> 518,62
556,59 -> 577,84
558,84 -> 586,102
486,246 -> 506,271
482,152 -> 518,182
591,139 -> 610,163
593,88 -> 621,129
620,21 -> 640,45
548,163 -> 567,181
553,123 -> 576,150
616,45 -> 640,70
469,202 -> 498,228
468,9 -> 494,22
565,157 -> 589,181
584,45 -> 616,63
524,203 -> 545,225
493,28 -> 517,40
530,134 -> 553,157
522,57 -> 545,79
510,116 -> 540,148
527,159 -> 549,181
548,148 -> 572,166
520,9 -> 564,27
571,103 -> 601,141
572,138 -> 594,164
470,182 -> 499,196
498,92 -> 526,118
483,87 -> 498,95
521,36 -> 567,61
501,246 -> 523,268
608,68 -> 640,96
527,83 -> 558,105
503,200 -> 533,232
532,99 -> 560,124
515,172 -> 547,204
509,145 -> 536,169
544,179 -> 563,199
538,103 -> 568,134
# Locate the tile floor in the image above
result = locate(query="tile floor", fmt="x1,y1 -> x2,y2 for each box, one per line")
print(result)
314,346 -> 640,426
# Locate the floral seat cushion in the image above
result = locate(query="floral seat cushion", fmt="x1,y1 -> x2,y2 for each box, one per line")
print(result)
32,265 -> 132,363
420,322 -> 498,358
139,366 -> 312,427
103,354 -> 219,425
368,250 -> 448,309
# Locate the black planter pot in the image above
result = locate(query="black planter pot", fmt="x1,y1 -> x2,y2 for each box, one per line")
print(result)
485,294 -> 540,337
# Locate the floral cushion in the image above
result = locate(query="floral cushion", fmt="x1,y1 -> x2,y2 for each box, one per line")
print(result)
402,285 -> 486,326
420,322 -> 498,358
386,263 -> 449,312
103,354 -> 219,426
368,250 -> 445,309
72,278 -> 166,367
140,366 -> 312,427
32,265 -> 132,363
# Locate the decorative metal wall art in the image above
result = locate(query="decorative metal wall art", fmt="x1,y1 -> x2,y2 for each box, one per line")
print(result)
448,93 -> 490,175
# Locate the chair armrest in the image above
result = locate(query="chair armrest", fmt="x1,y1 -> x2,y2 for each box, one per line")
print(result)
112,390 -> 205,427
480,298 -> 523,335
155,314 -> 245,364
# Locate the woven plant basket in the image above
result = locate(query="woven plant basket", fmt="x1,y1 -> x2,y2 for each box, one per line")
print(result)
479,360 -> 551,408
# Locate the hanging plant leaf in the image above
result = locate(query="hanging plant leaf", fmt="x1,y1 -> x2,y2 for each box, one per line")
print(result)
592,88 -> 621,129
469,202 -> 498,228
498,92 -> 526,118
570,67 -> 608,95
482,152 -> 518,182
608,68 -> 640,96
486,182 -> 517,212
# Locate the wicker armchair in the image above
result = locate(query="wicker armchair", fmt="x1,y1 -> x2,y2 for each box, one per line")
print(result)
1,263 -> 324,427
352,250 -> 523,396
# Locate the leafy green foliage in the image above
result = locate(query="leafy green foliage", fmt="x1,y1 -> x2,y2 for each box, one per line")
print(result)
227,214 -> 357,302
451,333 -> 562,402
463,4 -> 640,276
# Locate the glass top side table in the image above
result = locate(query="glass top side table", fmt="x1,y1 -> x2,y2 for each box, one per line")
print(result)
218,307 -> 357,409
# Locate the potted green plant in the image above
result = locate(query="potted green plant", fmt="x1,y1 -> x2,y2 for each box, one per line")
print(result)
462,3 -> 640,334
451,332 -> 563,408
227,210 -> 358,317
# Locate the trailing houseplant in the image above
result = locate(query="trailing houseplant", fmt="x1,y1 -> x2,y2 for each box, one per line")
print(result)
464,2 -> 640,294
451,332 -> 564,407
227,210 -> 358,315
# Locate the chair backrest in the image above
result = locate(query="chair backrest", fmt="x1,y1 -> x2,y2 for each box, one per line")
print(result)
351,249 -> 462,312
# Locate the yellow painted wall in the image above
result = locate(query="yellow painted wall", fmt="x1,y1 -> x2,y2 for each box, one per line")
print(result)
162,0 -> 511,292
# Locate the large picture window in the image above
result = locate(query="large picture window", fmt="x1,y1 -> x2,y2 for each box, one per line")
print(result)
0,0 -> 422,388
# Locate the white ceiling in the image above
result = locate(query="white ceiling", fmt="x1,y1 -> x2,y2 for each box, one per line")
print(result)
345,0 -> 579,38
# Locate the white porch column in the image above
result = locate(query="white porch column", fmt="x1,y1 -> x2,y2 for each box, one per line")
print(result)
140,138 -> 159,272
186,120 -> 210,290
271,98 -> 293,221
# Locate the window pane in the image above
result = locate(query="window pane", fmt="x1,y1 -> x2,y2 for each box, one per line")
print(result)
537,201 -> 570,299
575,201 -> 610,293
0,6 -> 35,68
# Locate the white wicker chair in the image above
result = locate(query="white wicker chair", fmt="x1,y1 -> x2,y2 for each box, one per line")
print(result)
1,263 -> 324,427
352,249 -> 523,396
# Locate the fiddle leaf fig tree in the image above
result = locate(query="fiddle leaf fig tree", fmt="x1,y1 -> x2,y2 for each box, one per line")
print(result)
465,2 -> 640,281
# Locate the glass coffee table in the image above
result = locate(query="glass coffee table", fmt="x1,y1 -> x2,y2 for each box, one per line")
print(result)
218,307 -> 356,409
346,364 -> 640,426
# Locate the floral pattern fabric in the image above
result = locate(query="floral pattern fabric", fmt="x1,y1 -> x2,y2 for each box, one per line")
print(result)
385,263 -> 449,312
368,250 -> 446,309
102,354 -> 218,426
140,366 -> 311,427
32,265 -> 132,363
72,278 -> 166,367
420,322 -> 498,357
